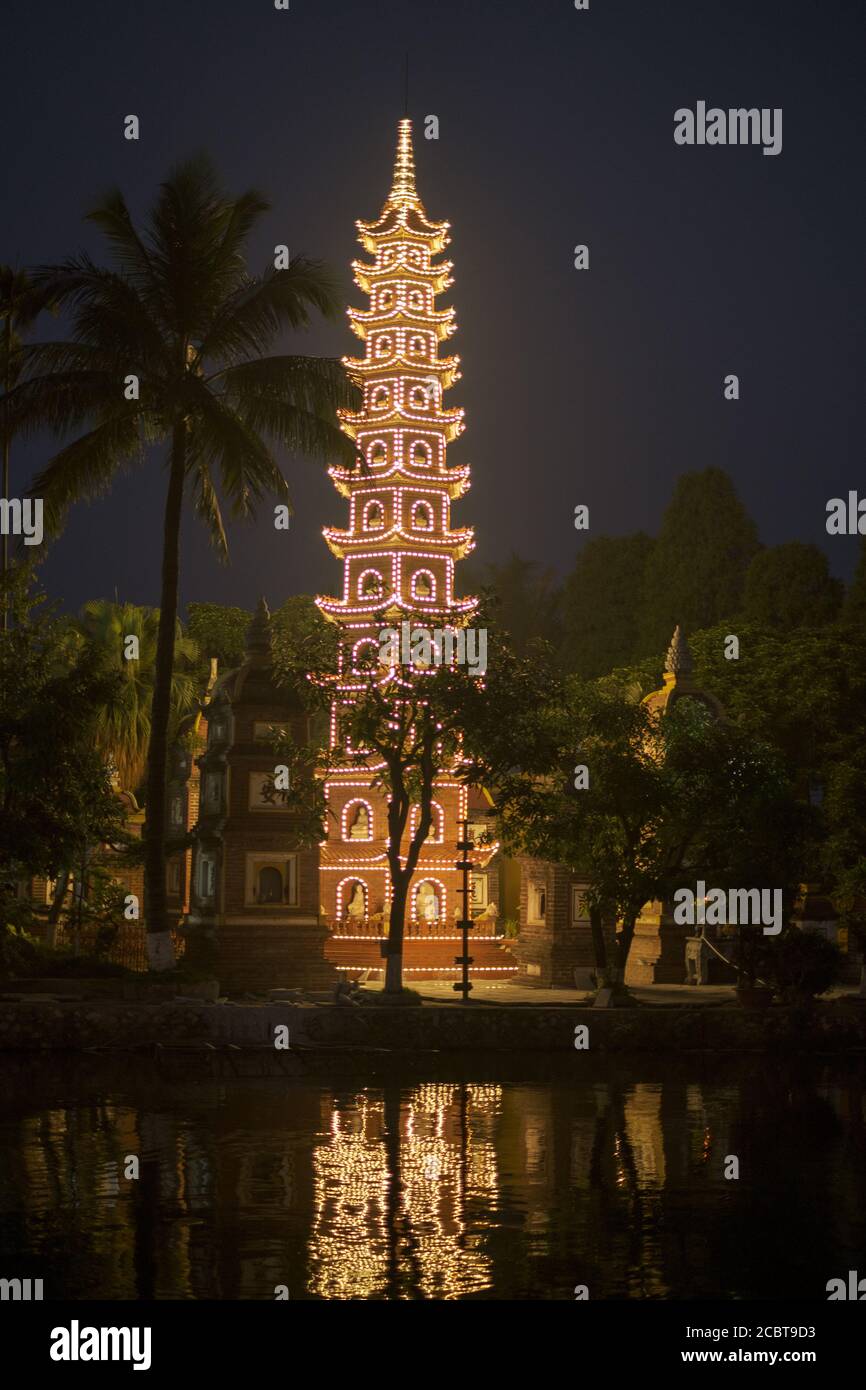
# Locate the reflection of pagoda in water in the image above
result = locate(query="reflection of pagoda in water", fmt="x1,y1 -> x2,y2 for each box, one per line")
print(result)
7,1063 -> 861,1301
308,1083 -> 501,1299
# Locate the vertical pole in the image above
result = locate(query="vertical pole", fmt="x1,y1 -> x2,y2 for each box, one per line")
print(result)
453,817 -> 473,1001
2,310 -> 11,632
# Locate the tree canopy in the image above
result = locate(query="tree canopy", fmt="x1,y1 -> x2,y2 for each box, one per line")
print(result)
637,468 -> 759,656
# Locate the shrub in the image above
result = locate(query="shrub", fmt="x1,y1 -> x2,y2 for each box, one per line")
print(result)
361,986 -> 423,1007
760,928 -> 843,1000
0,923 -> 43,980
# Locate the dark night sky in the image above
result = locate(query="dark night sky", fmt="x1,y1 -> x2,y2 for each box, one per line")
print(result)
4,0 -> 864,616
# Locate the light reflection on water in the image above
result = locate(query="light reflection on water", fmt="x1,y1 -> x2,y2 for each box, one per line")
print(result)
0,1057 -> 863,1300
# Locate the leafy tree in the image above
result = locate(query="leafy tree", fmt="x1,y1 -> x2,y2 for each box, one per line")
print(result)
690,619 -> 866,985
743,542 -> 843,629
844,537 -> 866,625
186,601 -> 251,671
560,532 -> 654,677
820,748 -> 866,992
8,156 -> 358,963
271,594 -> 340,686
481,676 -> 808,991
688,622 -> 866,797
0,597 -> 127,924
461,553 -> 562,655
0,266 -> 51,630
638,469 -> 759,656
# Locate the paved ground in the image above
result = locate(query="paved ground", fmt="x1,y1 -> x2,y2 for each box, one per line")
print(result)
360,979 -> 863,1007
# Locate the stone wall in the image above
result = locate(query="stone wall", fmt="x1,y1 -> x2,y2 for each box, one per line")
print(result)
3,998 -> 864,1053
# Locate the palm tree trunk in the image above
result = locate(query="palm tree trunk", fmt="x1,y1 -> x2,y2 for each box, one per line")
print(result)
143,422 -> 186,969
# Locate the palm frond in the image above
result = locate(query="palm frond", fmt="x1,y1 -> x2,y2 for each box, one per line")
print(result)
215,353 -> 357,463
29,412 -> 144,537
0,265 -> 46,336
187,382 -> 287,518
189,455 -> 229,560
228,389 -> 355,465
205,188 -> 271,300
84,188 -> 167,312
28,256 -> 170,366
197,257 -> 346,363
214,353 -> 358,410
148,155 -> 261,335
4,368 -> 134,440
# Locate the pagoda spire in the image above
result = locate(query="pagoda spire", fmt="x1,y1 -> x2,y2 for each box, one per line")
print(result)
388,117 -> 418,206
317,118 -> 475,633
245,596 -> 272,665
664,624 -> 693,680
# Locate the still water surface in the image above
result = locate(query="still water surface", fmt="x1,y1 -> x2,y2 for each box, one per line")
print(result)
0,1054 -> 863,1300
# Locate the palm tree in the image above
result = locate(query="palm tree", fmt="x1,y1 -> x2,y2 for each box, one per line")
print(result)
75,598 -> 199,795
0,266 -> 46,631
8,156 -> 357,965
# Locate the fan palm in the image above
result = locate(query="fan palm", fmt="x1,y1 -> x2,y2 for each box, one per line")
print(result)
8,156 -> 357,962
75,599 -> 199,794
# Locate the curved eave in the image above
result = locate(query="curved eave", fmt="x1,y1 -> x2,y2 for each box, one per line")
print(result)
352,262 -> 454,296
343,354 -> 461,389
327,463 -> 471,499
317,594 -> 478,621
338,408 -> 465,443
348,303 -> 455,330
466,841 -> 500,870
320,853 -> 390,867
356,208 -> 450,250
359,229 -> 451,258
348,316 -> 455,344
358,205 -> 449,235
322,527 -> 475,559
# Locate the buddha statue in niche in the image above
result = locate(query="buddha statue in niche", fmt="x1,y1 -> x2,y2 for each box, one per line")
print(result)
346,883 -> 366,918
416,880 -> 440,923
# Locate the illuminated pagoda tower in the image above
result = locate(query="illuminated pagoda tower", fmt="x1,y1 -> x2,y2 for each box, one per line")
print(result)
317,120 -> 502,974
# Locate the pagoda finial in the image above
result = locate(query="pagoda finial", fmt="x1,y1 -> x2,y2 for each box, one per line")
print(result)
665,624 -> 693,679
246,596 -> 272,663
389,118 -> 417,204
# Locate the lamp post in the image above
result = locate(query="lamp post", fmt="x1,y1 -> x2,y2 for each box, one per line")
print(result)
454,817 -> 474,1001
